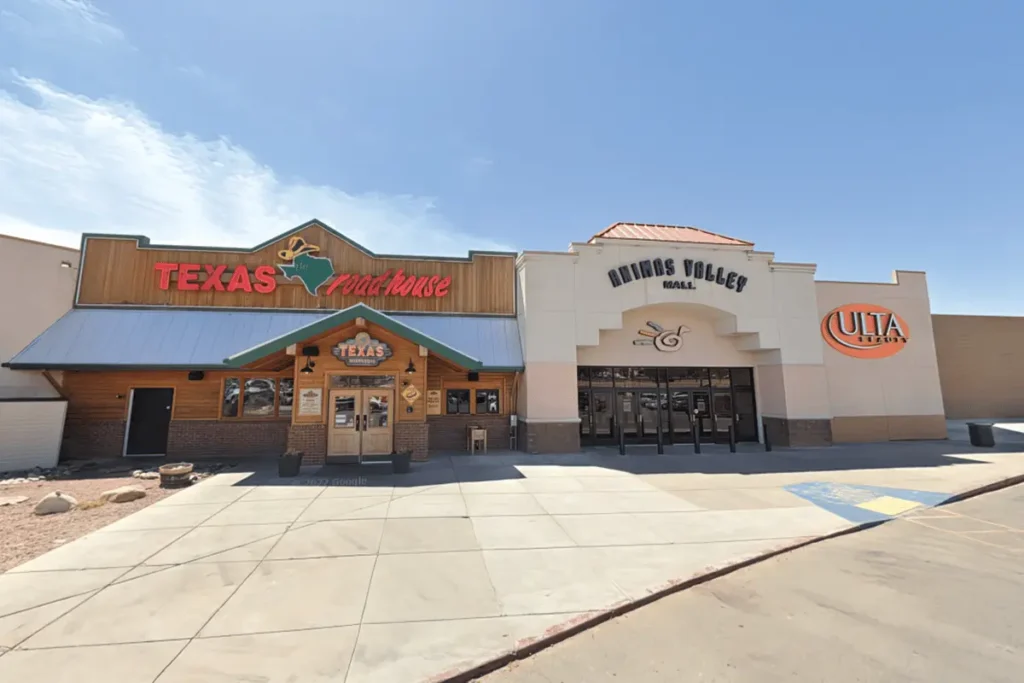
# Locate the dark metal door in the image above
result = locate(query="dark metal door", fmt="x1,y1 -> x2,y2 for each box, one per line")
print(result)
126,388 -> 173,456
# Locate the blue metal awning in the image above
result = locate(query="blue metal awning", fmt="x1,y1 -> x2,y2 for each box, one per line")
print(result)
5,308 -> 523,371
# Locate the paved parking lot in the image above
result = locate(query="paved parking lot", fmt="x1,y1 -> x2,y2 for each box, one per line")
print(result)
1,443 -> 1022,682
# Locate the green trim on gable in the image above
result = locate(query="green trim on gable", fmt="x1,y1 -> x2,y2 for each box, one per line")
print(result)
223,303 -> 484,370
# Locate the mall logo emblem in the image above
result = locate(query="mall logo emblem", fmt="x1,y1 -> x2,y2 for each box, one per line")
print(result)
633,321 -> 690,352
821,304 -> 910,359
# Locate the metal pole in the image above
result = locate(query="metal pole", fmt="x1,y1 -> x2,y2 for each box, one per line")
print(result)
729,424 -> 736,453
692,412 -> 701,454
763,418 -> 772,452
656,422 -> 664,455
618,423 -> 626,456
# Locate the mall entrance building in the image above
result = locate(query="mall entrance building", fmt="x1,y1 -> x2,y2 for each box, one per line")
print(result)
6,218 -> 951,460
514,222 -> 947,452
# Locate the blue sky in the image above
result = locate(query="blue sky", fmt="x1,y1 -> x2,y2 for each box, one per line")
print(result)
1,1 -> 1021,314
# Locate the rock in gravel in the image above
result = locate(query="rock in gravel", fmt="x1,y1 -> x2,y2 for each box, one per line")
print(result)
100,485 -> 147,503
132,471 -> 159,480
0,495 -> 29,507
34,491 -> 78,515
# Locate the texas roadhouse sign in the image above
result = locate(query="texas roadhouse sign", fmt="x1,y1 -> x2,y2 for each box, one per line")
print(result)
152,235 -> 452,298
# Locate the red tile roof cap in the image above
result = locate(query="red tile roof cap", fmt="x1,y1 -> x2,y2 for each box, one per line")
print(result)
589,222 -> 753,247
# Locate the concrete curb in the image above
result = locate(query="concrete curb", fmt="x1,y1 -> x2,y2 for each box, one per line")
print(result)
435,473 -> 1024,683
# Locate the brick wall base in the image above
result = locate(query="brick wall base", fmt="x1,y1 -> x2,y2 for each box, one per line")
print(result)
428,414 -> 509,453
395,422 -> 429,461
287,424 -> 327,465
62,419 -> 126,460
517,420 -> 580,454
762,417 -> 833,447
166,420 -> 289,459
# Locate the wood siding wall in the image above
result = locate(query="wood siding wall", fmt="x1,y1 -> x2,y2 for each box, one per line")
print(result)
76,224 -> 515,314
427,357 -> 516,417
62,369 -> 293,423
290,321 -> 429,425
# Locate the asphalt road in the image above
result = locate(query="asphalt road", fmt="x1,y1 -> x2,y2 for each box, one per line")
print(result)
480,483 -> 1024,683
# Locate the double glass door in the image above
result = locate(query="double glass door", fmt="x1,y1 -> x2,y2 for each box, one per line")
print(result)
582,388 -> 716,445
328,388 -> 393,460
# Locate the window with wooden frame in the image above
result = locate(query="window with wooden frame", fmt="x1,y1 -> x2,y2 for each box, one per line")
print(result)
442,382 -> 504,416
221,376 -> 294,419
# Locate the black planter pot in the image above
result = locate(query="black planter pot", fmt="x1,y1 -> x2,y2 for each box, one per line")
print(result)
392,452 -> 412,474
278,452 -> 303,477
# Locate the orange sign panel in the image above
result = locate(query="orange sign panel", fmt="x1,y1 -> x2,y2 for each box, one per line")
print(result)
821,304 -> 910,359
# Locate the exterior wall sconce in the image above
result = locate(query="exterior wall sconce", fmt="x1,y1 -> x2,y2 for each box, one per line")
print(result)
406,359 -> 416,374
300,358 -> 316,374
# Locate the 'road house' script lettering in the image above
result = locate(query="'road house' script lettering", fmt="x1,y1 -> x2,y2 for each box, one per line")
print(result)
607,257 -> 748,293
154,263 -> 451,298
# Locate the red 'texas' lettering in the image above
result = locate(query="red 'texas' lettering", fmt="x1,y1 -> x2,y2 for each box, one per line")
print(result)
201,264 -> 227,291
253,265 -> 277,294
177,263 -> 201,291
156,262 -> 450,298
226,265 -> 252,293
154,262 -> 178,290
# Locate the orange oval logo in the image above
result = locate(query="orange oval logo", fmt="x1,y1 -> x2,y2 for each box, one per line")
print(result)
821,304 -> 910,359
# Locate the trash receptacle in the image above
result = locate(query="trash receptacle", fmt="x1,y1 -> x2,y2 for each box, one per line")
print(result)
967,422 -> 996,447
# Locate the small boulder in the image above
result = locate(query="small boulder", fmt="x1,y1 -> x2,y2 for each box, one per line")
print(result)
0,495 -> 29,507
137,472 -> 160,480
34,491 -> 77,515
100,485 -> 147,503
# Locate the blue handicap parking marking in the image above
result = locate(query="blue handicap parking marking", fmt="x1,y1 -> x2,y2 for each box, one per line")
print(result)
784,482 -> 953,524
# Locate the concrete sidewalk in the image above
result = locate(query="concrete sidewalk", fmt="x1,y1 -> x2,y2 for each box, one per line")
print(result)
1,440 -> 1023,682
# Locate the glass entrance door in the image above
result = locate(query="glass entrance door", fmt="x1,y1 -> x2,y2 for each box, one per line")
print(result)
692,390 -> 714,440
616,391 -> 639,441
713,391 -> 733,443
637,391 -> 662,441
590,390 -> 615,442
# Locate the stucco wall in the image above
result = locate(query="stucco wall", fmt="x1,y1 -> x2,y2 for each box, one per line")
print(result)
577,303 -> 757,368
815,271 -> 946,441
0,235 -> 79,399
517,239 -> 831,437
933,314 -> 1024,419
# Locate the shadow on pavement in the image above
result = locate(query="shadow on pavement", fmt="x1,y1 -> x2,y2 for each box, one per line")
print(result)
212,437 -> 1024,489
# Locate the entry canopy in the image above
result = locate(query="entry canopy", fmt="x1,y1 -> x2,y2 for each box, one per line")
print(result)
225,304 -> 484,369
5,304 -> 523,371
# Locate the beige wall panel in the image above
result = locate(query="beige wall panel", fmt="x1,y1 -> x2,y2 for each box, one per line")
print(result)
933,314 -> 1024,419
817,271 -> 945,418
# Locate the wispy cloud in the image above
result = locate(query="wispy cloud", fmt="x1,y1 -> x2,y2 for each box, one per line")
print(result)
0,76 -> 514,254
1,0 -> 125,44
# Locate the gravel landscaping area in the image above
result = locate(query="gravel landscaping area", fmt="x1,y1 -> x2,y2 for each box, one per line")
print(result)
0,461 -> 229,572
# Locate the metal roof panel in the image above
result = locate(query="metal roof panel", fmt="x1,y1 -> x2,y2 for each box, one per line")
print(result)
6,309 -> 523,370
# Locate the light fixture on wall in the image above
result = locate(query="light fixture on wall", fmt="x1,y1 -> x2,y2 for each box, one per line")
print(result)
405,359 -> 416,374
60,261 -> 73,269
300,358 -> 316,374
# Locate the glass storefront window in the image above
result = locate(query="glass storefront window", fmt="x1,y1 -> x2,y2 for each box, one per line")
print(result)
476,389 -> 500,414
665,368 -> 705,387
576,366 -> 759,445
243,378 -> 276,417
222,378 -> 240,417
278,378 -> 294,417
731,368 -> 753,387
446,389 -> 471,414
590,367 -> 614,388
577,367 -> 589,387
329,375 -> 395,389
709,368 -> 731,387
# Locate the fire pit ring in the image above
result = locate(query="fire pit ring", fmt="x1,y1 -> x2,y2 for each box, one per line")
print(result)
159,462 -> 194,489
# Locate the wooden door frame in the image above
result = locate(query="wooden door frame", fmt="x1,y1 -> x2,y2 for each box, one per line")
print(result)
327,388 -> 363,461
